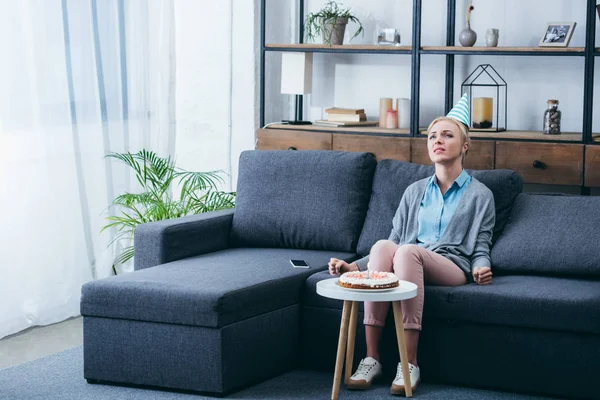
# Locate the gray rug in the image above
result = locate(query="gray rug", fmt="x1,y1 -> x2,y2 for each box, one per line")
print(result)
0,347 -> 556,399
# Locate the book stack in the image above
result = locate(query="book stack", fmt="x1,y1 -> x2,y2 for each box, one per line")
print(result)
313,108 -> 379,127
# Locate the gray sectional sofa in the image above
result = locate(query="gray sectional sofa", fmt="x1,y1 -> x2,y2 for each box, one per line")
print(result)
81,150 -> 600,399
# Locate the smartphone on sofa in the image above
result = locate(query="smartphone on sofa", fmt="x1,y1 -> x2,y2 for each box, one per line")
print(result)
290,259 -> 310,269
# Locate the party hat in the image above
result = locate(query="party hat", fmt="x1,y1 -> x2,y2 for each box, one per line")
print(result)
446,93 -> 470,127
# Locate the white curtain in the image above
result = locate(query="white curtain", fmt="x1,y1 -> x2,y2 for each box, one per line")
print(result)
0,0 -> 176,339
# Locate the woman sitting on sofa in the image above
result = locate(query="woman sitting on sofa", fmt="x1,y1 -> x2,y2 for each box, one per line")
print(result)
328,94 -> 495,395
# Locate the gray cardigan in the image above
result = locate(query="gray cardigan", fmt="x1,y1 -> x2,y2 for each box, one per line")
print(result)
355,176 -> 495,282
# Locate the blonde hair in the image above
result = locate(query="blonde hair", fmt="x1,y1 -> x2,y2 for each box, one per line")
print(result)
426,117 -> 471,165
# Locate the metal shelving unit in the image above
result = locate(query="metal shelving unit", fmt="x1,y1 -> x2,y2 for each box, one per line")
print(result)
260,0 -> 598,146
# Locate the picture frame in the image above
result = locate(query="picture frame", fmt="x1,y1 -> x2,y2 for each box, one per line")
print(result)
539,22 -> 577,47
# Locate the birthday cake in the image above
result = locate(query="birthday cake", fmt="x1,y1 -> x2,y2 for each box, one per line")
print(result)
338,271 -> 399,290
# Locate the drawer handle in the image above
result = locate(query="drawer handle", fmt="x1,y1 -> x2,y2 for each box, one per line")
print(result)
288,146 -> 297,151
532,160 -> 546,169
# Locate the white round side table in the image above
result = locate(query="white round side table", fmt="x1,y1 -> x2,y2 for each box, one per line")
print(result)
316,277 -> 418,399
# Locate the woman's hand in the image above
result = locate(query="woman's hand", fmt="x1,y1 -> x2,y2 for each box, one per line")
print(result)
328,258 -> 358,275
472,266 -> 493,285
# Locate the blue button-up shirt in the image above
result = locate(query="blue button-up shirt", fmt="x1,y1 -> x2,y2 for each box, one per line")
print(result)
417,170 -> 472,246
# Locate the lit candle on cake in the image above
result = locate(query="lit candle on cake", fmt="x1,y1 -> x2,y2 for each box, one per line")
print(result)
472,97 -> 493,129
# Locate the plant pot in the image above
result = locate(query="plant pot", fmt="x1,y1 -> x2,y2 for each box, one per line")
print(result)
321,17 -> 348,45
459,23 -> 477,47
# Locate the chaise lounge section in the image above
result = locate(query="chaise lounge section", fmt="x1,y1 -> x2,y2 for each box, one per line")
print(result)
80,150 -> 376,394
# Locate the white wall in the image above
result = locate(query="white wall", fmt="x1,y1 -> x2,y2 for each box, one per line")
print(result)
264,0 -> 599,134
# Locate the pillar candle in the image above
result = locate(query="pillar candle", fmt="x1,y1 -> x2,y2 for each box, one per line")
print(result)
379,98 -> 393,127
472,97 -> 493,129
396,98 -> 410,129
386,110 -> 398,129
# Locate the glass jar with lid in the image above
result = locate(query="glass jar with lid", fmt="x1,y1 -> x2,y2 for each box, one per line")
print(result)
543,99 -> 561,135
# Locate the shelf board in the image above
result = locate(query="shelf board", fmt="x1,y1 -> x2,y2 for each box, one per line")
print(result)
266,123 -> 410,135
266,125 -> 582,142
470,130 -> 582,141
421,46 -> 585,56
265,44 -> 412,54
419,130 -> 582,142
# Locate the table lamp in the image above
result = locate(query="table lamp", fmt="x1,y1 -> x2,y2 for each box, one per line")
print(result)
280,52 -> 313,125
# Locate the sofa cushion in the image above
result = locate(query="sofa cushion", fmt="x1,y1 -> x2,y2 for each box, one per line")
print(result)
231,150 -> 377,253
81,248 -> 356,328
356,161 -> 432,256
357,160 -> 523,255
471,169 -> 523,241
425,275 -> 600,335
303,272 -> 600,335
491,194 -> 600,277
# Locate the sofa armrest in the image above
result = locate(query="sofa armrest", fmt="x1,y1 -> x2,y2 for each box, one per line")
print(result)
133,209 -> 234,271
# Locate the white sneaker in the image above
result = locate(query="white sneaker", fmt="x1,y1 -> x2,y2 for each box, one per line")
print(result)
390,362 -> 420,395
346,357 -> 383,390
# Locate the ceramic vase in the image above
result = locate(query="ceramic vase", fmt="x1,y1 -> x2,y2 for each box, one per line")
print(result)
485,28 -> 499,47
459,23 -> 477,47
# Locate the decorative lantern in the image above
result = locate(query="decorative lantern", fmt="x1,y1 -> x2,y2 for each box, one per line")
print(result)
461,64 -> 507,132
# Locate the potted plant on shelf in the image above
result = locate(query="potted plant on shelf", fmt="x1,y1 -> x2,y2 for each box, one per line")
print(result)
305,0 -> 363,46
102,150 -> 236,274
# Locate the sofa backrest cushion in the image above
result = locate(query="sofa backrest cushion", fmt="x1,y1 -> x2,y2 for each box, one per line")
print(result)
491,194 -> 600,277
231,150 -> 377,252
356,160 -> 523,256
472,168 -> 524,241
356,161 -> 431,255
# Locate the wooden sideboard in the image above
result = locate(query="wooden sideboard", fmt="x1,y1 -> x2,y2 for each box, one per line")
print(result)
256,128 -> 597,187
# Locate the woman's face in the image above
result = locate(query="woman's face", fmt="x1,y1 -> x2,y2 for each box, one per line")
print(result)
427,120 -> 468,165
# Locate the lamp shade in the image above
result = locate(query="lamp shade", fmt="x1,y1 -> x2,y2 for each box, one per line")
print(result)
280,52 -> 313,95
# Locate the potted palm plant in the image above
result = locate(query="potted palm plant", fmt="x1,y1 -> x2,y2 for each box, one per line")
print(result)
305,1 -> 363,46
102,150 -> 236,274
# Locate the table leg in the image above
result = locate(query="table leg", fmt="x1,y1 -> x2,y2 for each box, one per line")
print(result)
344,301 -> 358,384
392,301 -> 413,397
332,300 -> 352,400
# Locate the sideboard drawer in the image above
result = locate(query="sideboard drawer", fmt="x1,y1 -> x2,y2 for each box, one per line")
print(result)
333,134 -> 410,161
585,145 -> 600,187
410,138 -> 495,170
256,129 -> 331,150
496,142 -> 583,185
